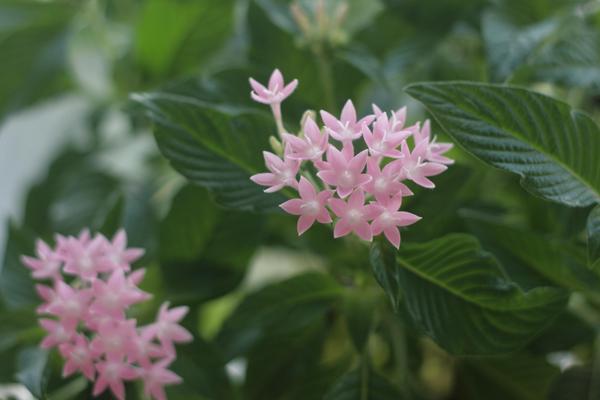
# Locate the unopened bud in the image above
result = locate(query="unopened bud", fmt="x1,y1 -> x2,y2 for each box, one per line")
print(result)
269,135 -> 283,155
300,110 -> 317,135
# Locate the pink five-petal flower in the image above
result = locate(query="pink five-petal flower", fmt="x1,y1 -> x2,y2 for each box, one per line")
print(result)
251,151 -> 300,193
320,100 -> 375,144
328,189 -> 378,241
370,196 -> 421,249
279,177 -> 332,235
363,158 -> 413,203
58,334 -> 95,380
142,303 -> 193,355
362,113 -> 411,158
98,229 -> 145,272
128,330 -> 166,367
21,239 -> 62,281
249,69 -> 298,105
46,281 -> 92,325
35,284 -> 56,314
141,358 -> 183,400
413,120 -> 454,165
282,116 -> 329,161
39,318 -> 74,349
61,233 -> 109,280
93,355 -> 138,400
398,140 -> 447,189
90,319 -> 138,358
90,269 -> 150,318
317,147 -> 371,198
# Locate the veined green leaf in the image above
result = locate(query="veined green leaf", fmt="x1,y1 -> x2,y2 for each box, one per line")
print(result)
323,363 -> 405,400
405,82 -> 600,207
133,90 -> 286,212
370,234 -> 567,355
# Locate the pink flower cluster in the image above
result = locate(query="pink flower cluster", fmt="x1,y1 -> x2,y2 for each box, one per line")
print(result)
22,229 -> 192,400
249,69 -> 453,248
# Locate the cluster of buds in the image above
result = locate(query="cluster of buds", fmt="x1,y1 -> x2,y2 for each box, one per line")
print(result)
249,69 -> 453,248
22,229 -> 192,400
290,0 -> 349,48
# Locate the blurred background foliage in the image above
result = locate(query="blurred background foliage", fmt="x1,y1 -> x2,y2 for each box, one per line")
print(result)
1,0 -> 600,399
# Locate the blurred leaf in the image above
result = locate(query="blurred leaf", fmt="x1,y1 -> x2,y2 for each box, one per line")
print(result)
159,185 -> 218,262
134,0 -> 234,79
323,363 -> 405,400
588,205 -> 600,272
0,308 -> 39,382
343,289 -> 377,352
166,336 -> 234,400
0,0 -> 74,122
406,82 -> 600,207
460,353 -> 559,400
463,211 -> 600,293
217,272 -> 343,360
548,366 -> 598,400
370,235 -> 567,356
528,310 -> 595,353
133,87 -> 286,212
16,347 -> 49,399
0,223 -> 36,310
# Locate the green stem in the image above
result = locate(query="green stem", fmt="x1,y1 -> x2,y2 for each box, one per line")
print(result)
314,46 -> 336,111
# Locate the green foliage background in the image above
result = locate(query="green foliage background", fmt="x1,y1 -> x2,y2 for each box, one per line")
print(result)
1,0 -> 600,399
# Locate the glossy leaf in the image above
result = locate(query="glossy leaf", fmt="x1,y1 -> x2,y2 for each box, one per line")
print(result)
587,205 -> 600,272
16,347 -> 49,399
133,89 -> 286,211
370,235 -> 567,355
323,364 -> 404,400
216,272 -> 343,360
405,82 -> 600,207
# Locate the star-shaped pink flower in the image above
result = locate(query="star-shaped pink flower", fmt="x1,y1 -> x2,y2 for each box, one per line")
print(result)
90,319 -> 138,358
370,196 -> 421,248
46,281 -> 92,326
363,113 -> 411,158
140,358 -> 183,400
60,233 -> 109,280
93,356 -> 138,400
328,189 -> 378,241
21,239 -> 62,281
98,229 -> 144,272
249,69 -> 298,105
142,303 -> 193,355
279,177 -> 332,235
363,158 -> 412,203
59,334 -> 96,380
251,151 -> 300,193
317,147 -> 371,198
39,318 -> 75,349
90,269 -> 150,318
282,116 -> 329,161
398,140 -> 447,188
413,120 -> 454,165
320,100 -> 375,143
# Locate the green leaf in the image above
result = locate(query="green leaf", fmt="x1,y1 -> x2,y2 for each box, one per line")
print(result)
134,0 -> 234,79
548,366 -> 596,400
133,88 -> 286,212
323,364 -> 404,400
370,235 -> 567,355
0,308 -> 40,382
587,205 -> 600,272
0,223 -> 36,310
460,353 -> 559,400
405,82 -> 600,207
16,347 -> 49,399
0,0 -> 74,122
216,272 -> 343,360
463,211 -> 600,293
159,185 -> 218,262
343,290 -> 377,352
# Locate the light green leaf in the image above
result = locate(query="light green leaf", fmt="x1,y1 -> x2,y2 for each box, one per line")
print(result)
405,82 -> 600,207
323,363 -> 404,400
216,272 -> 343,360
370,234 -> 567,355
461,354 -> 559,400
133,89 -> 286,212
0,223 -> 36,310
16,347 -> 48,399
587,206 -> 600,272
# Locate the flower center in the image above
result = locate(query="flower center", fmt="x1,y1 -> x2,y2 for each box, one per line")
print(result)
301,200 -> 320,216
339,170 -> 355,187
374,177 -> 387,192
347,209 -> 362,225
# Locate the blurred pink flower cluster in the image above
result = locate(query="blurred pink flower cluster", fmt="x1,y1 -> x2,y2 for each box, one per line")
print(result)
22,229 -> 192,400
249,69 -> 453,248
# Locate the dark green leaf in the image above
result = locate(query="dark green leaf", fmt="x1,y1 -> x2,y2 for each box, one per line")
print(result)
460,354 -> 559,400
323,363 -> 404,400
216,272 -> 343,360
133,88 -> 286,211
16,347 -> 49,399
587,205 -> 600,272
406,82 -> 600,207
371,235 -> 567,355
0,223 -> 36,309
159,185 -> 218,262
0,0 -> 74,122
548,366 -> 598,400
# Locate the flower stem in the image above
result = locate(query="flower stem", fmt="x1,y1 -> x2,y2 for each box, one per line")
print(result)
314,46 -> 336,111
